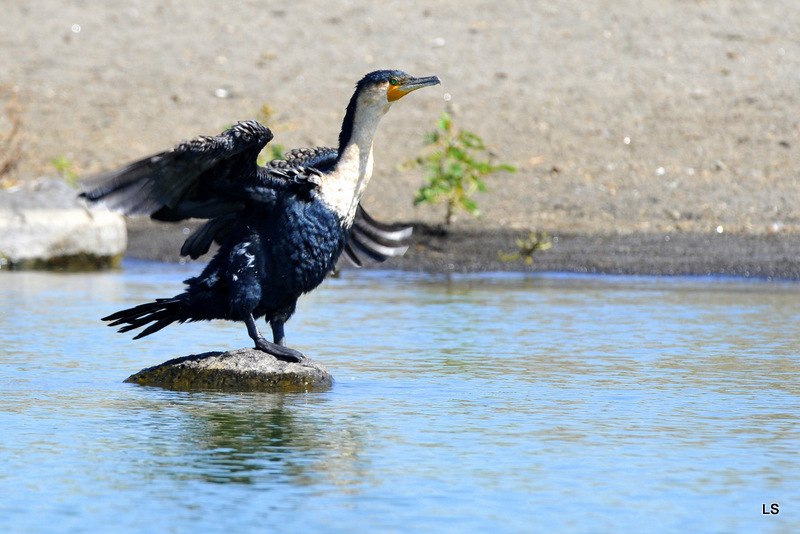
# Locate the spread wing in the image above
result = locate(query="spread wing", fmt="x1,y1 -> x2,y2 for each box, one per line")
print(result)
342,205 -> 412,267
81,121 -> 412,264
80,120 -> 313,222
268,146 -> 338,173
181,145 -> 412,265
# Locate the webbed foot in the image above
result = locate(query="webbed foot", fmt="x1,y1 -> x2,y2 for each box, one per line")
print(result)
244,313 -> 306,362
254,338 -> 306,363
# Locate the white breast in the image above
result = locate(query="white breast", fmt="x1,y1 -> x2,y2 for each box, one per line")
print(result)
318,138 -> 375,226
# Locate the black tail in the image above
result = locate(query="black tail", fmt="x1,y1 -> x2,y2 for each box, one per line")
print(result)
103,297 -> 186,339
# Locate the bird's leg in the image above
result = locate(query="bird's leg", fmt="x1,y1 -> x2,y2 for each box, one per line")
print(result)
244,313 -> 305,363
271,321 -> 287,346
270,320 -> 307,361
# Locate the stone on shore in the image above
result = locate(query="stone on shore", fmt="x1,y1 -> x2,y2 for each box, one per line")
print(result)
0,178 -> 126,270
124,348 -> 334,392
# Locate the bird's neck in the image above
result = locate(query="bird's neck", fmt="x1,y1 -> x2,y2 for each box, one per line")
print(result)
322,98 -> 389,226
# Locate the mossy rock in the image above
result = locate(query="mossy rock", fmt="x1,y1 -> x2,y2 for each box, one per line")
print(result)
3,252 -> 123,271
125,348 -> 334,392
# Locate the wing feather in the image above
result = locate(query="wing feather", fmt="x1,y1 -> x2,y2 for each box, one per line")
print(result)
341,205 -> 412,267
80,120 -> 278,219
81,123 -> 410,265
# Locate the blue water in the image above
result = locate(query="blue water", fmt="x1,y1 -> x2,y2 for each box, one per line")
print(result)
1,262 -> 799,533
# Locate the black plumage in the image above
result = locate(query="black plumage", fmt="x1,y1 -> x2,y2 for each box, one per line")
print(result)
81,70 -> 440,361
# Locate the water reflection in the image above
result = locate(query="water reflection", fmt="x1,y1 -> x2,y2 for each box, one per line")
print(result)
119,389 -> 368,490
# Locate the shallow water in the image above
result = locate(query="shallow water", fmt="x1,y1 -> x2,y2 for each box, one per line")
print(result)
1,262 -> 799,533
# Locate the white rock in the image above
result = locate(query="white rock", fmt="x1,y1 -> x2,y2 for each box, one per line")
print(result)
0,179 -> 127,269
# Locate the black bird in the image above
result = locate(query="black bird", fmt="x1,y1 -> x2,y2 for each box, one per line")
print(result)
81,70 -> 440,362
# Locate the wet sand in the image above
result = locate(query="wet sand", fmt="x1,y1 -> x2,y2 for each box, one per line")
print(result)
125,218 -> 800,280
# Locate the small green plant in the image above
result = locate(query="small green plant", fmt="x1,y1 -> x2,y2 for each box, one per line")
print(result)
51,155 -> 79,185
412,112 -> 515,225
257,143 -> 285,165
499,231 -> 552,264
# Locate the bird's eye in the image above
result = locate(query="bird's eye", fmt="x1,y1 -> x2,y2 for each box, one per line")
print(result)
389,78 -> 399,86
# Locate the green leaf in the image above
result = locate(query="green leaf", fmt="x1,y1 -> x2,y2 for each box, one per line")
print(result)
408,111 -> 514,225
461,198 -> 480,215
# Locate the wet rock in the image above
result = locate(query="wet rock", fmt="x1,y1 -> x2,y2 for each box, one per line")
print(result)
0,178 -> 126,270
124,348 -> 334,392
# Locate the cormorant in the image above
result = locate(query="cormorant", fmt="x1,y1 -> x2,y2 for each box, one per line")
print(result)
81,70 -> 440,362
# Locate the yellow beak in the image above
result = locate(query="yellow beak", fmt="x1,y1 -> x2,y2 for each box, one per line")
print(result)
387,75 -> 441,102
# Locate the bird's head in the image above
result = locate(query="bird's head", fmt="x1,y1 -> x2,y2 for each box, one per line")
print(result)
356,69 -> 441,107
337,69 -> 441,155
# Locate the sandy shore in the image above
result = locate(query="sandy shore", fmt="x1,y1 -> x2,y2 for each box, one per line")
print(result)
5,1 -> 800,278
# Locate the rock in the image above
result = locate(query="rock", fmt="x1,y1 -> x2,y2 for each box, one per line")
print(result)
0,178 -> 126,270
124,348 -> 334,392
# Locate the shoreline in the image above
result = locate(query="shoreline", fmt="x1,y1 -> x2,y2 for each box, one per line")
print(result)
125,219 -> 800,281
